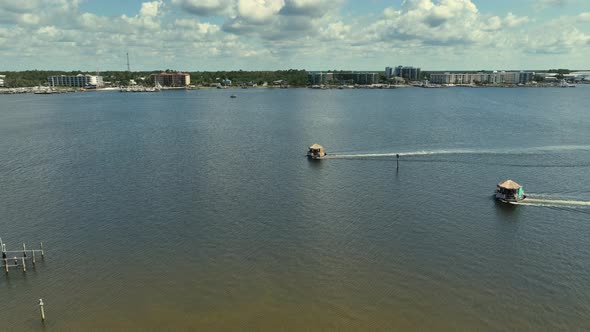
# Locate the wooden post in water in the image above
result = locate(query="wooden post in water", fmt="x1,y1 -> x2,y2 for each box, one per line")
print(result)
22,243 -> 27,257
39,299 -> 46,321
40,242 -> 44,258
2,243 -> 6,273
396,154 -> 400,169
32,249 -> 36,265
22,256 -> 26,272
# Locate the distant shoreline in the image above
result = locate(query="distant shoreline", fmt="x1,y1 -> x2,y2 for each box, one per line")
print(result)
1,83 -> 587,95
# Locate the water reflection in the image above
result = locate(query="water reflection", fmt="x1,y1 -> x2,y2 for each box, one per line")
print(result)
493,198 -> 522,221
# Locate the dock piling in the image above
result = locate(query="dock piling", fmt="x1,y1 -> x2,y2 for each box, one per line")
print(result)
39,299 -> 46,321
0,237 -> 46,274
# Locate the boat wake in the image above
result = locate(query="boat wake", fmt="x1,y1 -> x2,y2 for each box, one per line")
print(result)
509,197 -> 590,208
326,145 -> 590,160
327,149 -> 480,159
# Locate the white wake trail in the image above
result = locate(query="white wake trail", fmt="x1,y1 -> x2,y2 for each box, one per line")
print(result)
515,198 -> 590,207
327,149 -> 479,159
326,145 -> 590,160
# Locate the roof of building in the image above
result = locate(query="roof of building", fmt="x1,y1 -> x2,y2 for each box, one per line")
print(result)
497,179 -> 521,190
151,72 -> 189,76
309,144 -> 324,150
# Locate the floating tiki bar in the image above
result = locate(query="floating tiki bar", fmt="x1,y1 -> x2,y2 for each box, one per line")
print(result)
0,237 -> 45,274
307,144 -> 326,160
495,179 -> 526,202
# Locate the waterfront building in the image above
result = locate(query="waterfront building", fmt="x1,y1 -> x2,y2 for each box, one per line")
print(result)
307,72 -> 333,85
150,72 -> 190,87
47,74 -> 103,87
569,71 -> 590,81
391,66 -> 421,81
0,74 -> 5,87
385,67 -> 393,79
337,72 -> 379,85
429,71 -> 535,85
308,71 -> 379,85
518,71 -> 535,84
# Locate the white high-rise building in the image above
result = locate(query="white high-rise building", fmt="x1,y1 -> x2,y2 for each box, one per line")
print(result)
0,75 -> 5,87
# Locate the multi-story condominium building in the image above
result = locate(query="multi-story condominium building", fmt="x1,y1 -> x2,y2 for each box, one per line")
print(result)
150,72 -> 190,87
429,71 -> 535,85
392,66 -> 421,81
307,72 -> 333,85
337,72 -> 379,85
0,75 -> 5,87
308,71 -> 379,85
385,67 -> 393,79
48,74 -> 104,87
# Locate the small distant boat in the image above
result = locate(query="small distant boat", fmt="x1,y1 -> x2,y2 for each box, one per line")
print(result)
307,144 -> 326,160
230,95 -> 237,98
495,180 -> 526,202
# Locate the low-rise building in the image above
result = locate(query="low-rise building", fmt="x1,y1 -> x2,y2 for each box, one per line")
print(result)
0,74 -> 5,87
48,74 -> 104,87
150,72 -> 191,87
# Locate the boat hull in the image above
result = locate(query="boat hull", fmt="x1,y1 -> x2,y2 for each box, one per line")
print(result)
495,192 -> 526,203
307,154 -> 326,160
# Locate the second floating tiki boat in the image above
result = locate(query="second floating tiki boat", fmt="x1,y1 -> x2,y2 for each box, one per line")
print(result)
307,144 -> 326,160
495,179 -> 526,202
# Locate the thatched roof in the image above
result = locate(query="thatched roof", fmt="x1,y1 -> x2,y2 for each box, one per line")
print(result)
497,179 -> 521,190
309,144 -> 324,150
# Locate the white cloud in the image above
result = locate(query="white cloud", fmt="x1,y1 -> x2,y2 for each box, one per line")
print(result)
171,0 -> 233,16
174,18 -> 221,34
0,0 -> 589,70
319,21 -> 351,41
279,0 -> 339,17
236,0 -> 284,24
522,14 -> 590,54
368,0 -> 485,46
0,0 -> 43,13
504,12 -> 530,28
140,1 -> 163,17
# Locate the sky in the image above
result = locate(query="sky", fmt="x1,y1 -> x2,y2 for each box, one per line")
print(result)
0,0 -> 589,71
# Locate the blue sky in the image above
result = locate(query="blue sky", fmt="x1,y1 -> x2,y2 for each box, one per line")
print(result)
1,0 -> 589,71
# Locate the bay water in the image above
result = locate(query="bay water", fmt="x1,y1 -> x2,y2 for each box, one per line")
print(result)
1,86 -> 589,330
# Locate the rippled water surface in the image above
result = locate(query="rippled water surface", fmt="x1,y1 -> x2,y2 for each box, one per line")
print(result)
1,87 -> 590,330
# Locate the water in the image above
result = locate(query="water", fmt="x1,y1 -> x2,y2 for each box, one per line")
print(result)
1,87 -> 590,330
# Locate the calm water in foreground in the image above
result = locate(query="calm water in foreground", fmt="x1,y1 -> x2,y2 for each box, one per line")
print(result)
1,87 -> 590,330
